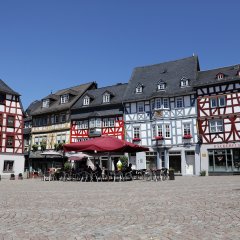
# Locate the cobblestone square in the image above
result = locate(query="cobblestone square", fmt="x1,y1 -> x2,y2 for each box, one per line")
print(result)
0,176 -> 240,240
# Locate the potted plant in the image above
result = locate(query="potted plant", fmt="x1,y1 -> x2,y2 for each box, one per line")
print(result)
18,173 -> 23,180
10,173 -> 15,180
41,141 -> 47,151
183,134 -> 192,139
168,168 -> 175,180
200,170 -> 206,176
64,162 -> 72,172
132,138 -> 141,142
155,136 -> 164,140
32,144 -> 39,151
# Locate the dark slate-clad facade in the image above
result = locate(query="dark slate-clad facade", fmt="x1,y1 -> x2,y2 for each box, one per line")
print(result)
123,56 -> 201,174
70,83 -> 127,170
195,65 -> 240,175
28,82 -> 97,172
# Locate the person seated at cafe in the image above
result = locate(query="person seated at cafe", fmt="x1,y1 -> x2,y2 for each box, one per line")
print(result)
94,164 -> 102,176
87,166 -> 93,173
126,163 -> 132,172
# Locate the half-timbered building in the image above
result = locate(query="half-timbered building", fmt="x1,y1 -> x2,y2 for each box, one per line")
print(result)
123,56 -> 201,175
70,83 -> 127,169
196,65 -> 240,175
0,79 -> 25,177
29,82 -> 96,172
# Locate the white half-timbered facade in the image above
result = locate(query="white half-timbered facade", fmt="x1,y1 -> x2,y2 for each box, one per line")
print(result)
123,56 -> 201,175
0,79 -> 25,177
196,66 -> 240,175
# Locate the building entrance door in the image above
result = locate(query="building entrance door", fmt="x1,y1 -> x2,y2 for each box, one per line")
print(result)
169,155 -> 181,174
186,155 -> 194,175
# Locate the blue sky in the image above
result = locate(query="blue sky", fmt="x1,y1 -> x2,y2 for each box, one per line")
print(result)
0,0 -> 239,109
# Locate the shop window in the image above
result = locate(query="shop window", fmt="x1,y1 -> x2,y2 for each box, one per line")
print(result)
3,160 -> 14,172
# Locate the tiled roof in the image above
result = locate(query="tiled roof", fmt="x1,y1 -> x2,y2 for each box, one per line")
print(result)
123,56 -> 199,101
30,82 -> 96,115
0,79 -> 20,96
72,83 -> 127,109
196,64 -> 240,87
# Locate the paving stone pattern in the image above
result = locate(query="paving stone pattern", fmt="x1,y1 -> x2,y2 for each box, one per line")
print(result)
0,176 -> 240,240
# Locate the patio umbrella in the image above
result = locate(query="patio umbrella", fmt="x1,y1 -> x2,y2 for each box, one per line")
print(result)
63,135 -> 149,153
68,152 -> 91,161
40,150 -> 63,168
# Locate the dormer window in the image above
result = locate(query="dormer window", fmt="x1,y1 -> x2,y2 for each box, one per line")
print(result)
216,73 -> 224,80
180,77 -> 189,87
60,94 -> 69,104
83,96 -> 90,106
157,81 -> 166,91
237,70 -> 240,77
103,93 -> 110,103
42,99 -> 50,108
136,83 -> 143,93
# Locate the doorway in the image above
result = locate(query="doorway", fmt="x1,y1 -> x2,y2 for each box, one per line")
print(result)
185,151 -> 195,175
169,155 -> 181,173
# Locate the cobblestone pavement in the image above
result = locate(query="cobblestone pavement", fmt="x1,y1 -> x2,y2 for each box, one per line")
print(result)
0,176 -> 240,240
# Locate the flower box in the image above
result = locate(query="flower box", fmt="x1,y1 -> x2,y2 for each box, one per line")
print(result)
155,136 -> 164,140
132,138 -> 141,142
183,134 -> 192,139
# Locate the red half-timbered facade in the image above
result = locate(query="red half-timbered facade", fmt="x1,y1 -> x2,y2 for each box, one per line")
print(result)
0,79 -> 25,177
70,83 -> 127,169
196,66 -> 240,175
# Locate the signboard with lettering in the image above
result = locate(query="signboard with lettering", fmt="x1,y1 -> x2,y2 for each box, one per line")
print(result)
89,128 -> 101,137
213,143 -> 240,149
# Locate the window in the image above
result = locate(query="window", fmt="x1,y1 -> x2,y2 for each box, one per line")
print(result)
176,98 -> 183,108
165,124 -> 170,138
133,127 -> 140,139
209,120 -> 223,133
3,160 -> 14,172
57,134 -> 66,143
0,94 -> 5,104
89,118 -> 95,128
181,78 -> 189,87
60,94 -> 69,104
42,99 -> 50,108
152,125 -> 156,138
137,103 -> 144,113
157,124 -> 163,137
60,114 -> 66,123
77,120 -> 88,129
237,70 -> 240,77
103,93 -> 110,103
157,81 -> 166,90
6,136 -> 14,147
163,98 -> 169,109
7,116 -> 15,127
136,84 -> 143,93
183,123 -> 191,135
156,99 -> 161,109
218,96 -> 225,107
83,96 -> 90,106
96,118 -> 101,127
210,96 -> 226,108
0,114 -> 2,125
55,115 -> 59,124
103,118 -> 114,127
216,73 -> 224,80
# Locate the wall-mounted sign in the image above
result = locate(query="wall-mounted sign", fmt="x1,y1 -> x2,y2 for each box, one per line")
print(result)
214,143 -> 240,149
202,153 -> 207,157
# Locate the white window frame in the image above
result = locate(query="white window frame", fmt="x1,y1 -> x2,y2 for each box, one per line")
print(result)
133,127 -> 140,139
157,124 -> 163,137
217,74 -> 224,80
156,99 -> 161,109
176,97 -> 183,108
136,84 -> 143,93
218,96 -> 226,107
77,120 -> 88,129
42,99 -> 50,108
152,125 -> 156,138
209,120 -> 223,133
103,93 -> 110,103
165,124 -> 171,138
163,98 -> 169,109
83,96 -> 90,106
181,79 -> 189,87
137,102 -> 144,113
183,123 -> 191,135
158,83 -> 165,90
60,94 -> 69,104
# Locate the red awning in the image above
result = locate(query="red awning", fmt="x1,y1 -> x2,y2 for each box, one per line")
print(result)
63,136 -> 149,153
